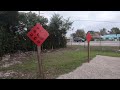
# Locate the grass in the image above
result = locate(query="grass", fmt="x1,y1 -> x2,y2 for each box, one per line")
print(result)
0,45 -> 120,79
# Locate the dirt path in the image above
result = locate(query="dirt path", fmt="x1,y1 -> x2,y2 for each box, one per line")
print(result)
57,55 -> 120,79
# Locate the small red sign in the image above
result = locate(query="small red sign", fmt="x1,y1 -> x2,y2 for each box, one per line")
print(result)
27,23 -> 49,46
86,32 -> 92,43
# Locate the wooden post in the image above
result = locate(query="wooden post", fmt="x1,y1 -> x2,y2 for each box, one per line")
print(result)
88,42 -> 90,63
99,33 -> 101,50
100,37 -> 101,46
119,37 -> 120,49
37,46 -> 44,79
84,41 -> 85,48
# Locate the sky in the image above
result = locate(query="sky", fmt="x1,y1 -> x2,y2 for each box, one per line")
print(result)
19,11 -> 120,37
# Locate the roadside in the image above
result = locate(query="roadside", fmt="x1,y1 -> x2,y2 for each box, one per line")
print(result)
57,55 -> 120,79
0,46 -> 120,79
67,41 -> 120,46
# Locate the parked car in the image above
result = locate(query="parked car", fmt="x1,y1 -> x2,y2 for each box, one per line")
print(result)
73,37 -> 85,42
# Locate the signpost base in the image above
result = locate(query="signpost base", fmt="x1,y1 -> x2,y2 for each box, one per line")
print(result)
86,32 -> 92,63
37,46 -> 44,79
88,42 -> 90,63
119,37 -> 120,49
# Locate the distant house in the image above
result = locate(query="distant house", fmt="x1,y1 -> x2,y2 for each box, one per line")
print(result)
101,34 -> 120,41
89,32 -> 101,41
92,32 -> 101,39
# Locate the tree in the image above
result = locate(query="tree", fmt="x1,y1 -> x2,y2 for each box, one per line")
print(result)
48,13 -> 73,49
75,29 -> 85,39
17,12 -> 49,51
71,33 -> 76,38
18,12 -> 48,32
100,28 -> 107,36
88,30 -> 95,34
0,11 -> 19,59
0,11 -> 49,58
0,11 -> 18,26
110,27 -> 120,34
0,12 -> 73,58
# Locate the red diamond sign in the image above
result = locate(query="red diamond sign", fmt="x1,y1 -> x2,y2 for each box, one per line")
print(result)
86,32 -> 92,43
27,23 -> 49,46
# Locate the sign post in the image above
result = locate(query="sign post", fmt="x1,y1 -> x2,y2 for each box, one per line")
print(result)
27,23 -> 49,79
84,41 -> 85,48
86,32 -> 92,63
88,42 -> 90,62
37,46 -> 44,78
119,37 -> 120,49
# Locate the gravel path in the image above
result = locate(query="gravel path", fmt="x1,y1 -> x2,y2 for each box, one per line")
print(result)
57,55 -> 120,79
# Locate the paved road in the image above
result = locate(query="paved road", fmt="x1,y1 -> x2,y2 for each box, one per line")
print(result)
67,41 -> 120,46
57,55 -> 120,79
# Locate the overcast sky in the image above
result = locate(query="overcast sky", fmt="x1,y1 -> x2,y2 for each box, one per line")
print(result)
19,11 -> 120,37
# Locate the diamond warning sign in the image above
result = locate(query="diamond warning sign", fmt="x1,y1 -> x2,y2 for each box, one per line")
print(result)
86,32 -> 92,43
27,23 -> 49,46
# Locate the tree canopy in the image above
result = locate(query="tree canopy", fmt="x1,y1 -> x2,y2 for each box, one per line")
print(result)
100,28 -> 107,36
110,27 -> 120,34
0,12 -> 73,58
48,13 -> 73,49
71,29 -> 85,39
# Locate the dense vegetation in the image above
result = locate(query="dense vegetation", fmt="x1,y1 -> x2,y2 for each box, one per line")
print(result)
0,11 -> 73,59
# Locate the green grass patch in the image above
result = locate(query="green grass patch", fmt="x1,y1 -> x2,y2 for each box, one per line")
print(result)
0,45 -> 120,79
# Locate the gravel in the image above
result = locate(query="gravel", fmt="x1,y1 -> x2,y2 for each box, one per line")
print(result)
57,55 -> 120,79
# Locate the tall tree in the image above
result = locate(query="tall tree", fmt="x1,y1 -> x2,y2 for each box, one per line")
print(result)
18,12 -> 48,33
0,11 -> 19,58
48,13 -> 73,49
100,28 -> 107,36
75,29 -> 85,39
88,30 -> 95,34
17,12 -> 49,51
110,27 -> 120,34
0,11 -> 18,25
0,12 -> 73,58
71,33 -> 76,38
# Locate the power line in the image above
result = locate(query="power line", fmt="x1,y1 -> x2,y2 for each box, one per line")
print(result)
74,20 -> 120,23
